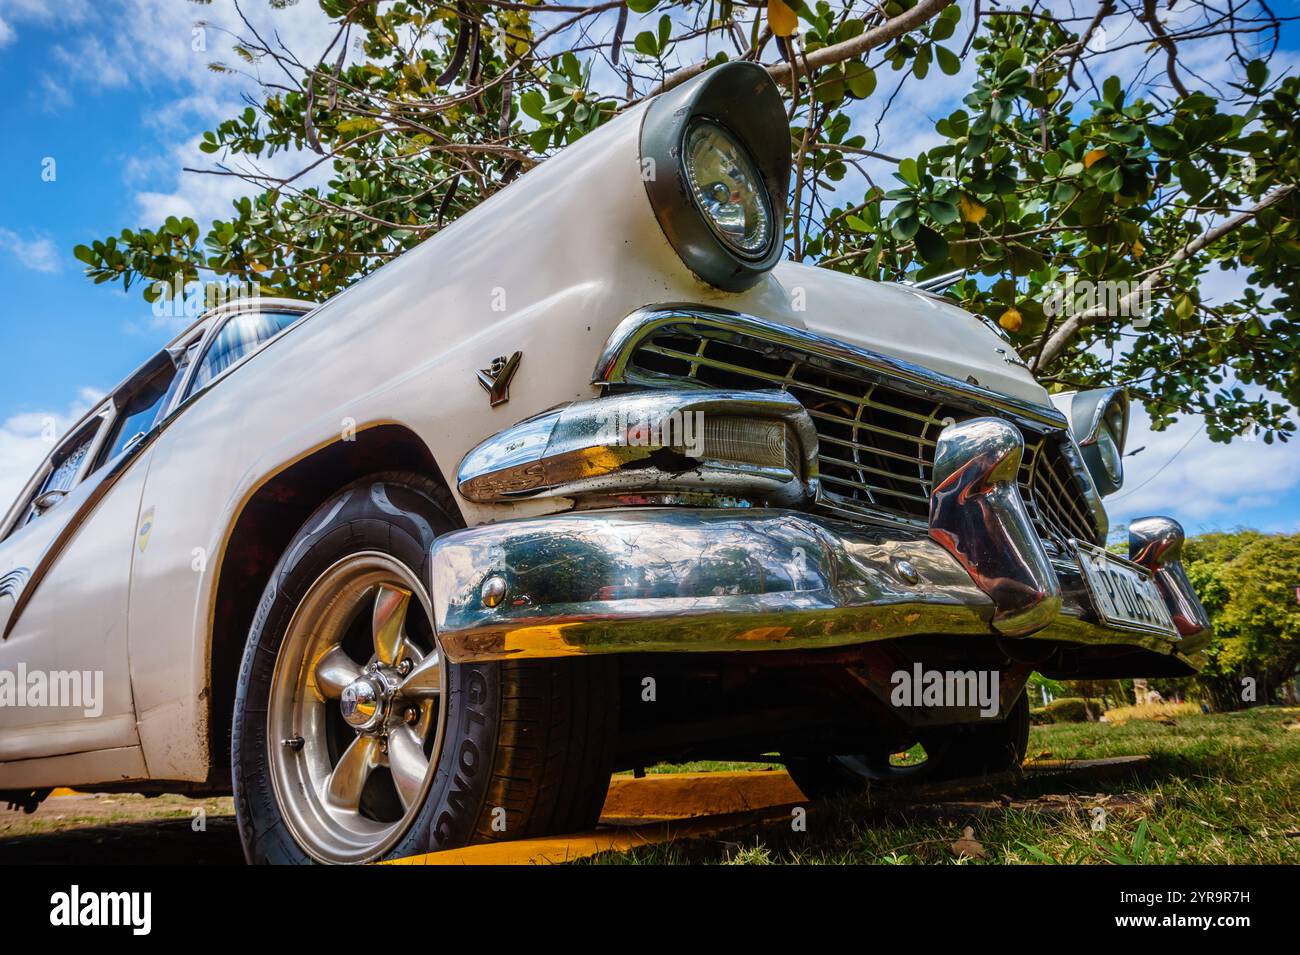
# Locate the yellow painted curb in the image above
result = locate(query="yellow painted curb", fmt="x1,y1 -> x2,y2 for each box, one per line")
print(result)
384,805 -> 799,865
600,770 -> 806,821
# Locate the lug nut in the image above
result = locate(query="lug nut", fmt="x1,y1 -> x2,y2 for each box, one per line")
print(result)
397,658 -> 413,676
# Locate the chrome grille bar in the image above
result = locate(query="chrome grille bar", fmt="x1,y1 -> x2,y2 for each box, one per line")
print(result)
595,307 -> 1105,549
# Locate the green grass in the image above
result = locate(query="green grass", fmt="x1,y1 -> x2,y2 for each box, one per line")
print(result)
615,760 -> 782,775
590,706 -> 1300,865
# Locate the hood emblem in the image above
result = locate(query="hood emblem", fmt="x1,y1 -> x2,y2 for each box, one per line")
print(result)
477,352 -> 522,407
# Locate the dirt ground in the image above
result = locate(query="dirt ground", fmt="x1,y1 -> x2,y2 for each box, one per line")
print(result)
0,792 -> 243,864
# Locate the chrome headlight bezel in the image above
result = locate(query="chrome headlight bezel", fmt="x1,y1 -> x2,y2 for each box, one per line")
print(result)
1057,387 -> 1129,497
639,61 -> 789,292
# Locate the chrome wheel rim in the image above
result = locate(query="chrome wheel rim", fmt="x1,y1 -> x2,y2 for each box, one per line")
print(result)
267,551 -> 447,864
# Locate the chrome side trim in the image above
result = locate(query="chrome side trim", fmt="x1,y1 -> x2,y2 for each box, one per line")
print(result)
1129,516 -> 1212,653
592,305 -> 1070,431
928,418 -> 1062,636
904,269 -> 966,293
457,389 -> 819,507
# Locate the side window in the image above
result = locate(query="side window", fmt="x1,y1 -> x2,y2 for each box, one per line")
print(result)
22,419 -> 102,524
154,339 -> 203,421
94,364 -> 175,470
185,310 -> 301,398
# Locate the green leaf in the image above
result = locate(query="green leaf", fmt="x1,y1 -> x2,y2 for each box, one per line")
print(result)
914,225 -> 949,264
541,96 -> 573,116
936,46 -> 960,76
528,128 -> 553,152
634,31 -> 659,57
844,61 -> 876,98
924,200 -> 959,225
1144,123 -> 1182,154
626,0 -> 658,11
890,215 -> 919,241
1102,75 -> 1122,106
520,90 -> 546,121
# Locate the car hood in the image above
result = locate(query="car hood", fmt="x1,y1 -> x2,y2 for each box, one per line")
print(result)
730,260 -> 1053,410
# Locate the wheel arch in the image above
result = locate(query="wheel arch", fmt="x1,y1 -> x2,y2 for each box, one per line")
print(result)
205,423 -> 457,786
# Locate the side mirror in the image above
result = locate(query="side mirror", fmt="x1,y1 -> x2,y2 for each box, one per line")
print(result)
1050,387 -> 1129,497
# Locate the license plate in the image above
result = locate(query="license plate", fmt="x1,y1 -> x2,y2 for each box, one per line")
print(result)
1074,542 -> 1176,636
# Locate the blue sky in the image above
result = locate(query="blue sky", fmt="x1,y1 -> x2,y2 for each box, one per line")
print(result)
1,0 -> 1298,537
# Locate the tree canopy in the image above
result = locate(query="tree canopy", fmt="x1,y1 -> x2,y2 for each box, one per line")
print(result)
75,0 -> 1300,442
1183,530 -> 1300,706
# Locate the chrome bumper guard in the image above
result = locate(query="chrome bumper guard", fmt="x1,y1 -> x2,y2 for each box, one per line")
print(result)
432,417 -> 1209,664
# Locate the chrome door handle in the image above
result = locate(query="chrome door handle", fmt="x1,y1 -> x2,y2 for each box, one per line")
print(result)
33,489 -> 68,512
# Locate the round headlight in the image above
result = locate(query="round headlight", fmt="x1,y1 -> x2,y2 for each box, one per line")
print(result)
682,120 -> 773,258
1096,417 -> 1123,485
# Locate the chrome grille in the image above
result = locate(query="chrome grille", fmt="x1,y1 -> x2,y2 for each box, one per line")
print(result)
613,320 -> 1100,549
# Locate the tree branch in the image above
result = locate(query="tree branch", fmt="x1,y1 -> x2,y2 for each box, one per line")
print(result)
1033,184 -> 1296,370
646,0 -> 953,97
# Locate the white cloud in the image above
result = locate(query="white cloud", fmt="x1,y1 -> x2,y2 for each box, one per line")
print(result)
52,35 -> 130,90
0,15 -> 14,47
133,132 -> 329,226
1106,404 -> 1300,532
55,1 -> 342,231
0,388 -> 103,510
0,0 -> 91,20
39,74 -> 71,110
0,227 -> 62,273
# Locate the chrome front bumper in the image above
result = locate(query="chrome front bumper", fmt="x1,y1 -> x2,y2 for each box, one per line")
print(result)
431,422 -> 1210,666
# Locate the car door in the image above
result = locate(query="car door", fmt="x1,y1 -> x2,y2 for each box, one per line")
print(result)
0,350 -> 180,768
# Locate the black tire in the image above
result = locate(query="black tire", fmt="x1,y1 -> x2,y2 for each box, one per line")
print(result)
232,471 -> 617,864
785,691 -> 1029,798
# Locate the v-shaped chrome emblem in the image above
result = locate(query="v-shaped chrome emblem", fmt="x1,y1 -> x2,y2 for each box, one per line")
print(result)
477,351 -> 522,407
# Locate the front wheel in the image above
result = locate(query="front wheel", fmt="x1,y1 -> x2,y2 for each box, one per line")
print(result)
785,691 -> 1030,798
232,472 -> 617,864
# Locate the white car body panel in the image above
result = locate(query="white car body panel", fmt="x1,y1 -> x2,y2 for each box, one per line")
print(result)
0,450 -> 149,765
1,101 -> 1056,789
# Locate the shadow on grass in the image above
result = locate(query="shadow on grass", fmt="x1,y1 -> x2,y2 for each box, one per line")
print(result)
0,815 -> 243,865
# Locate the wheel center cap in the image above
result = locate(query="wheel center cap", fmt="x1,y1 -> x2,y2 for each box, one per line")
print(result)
340,676 -> 385,731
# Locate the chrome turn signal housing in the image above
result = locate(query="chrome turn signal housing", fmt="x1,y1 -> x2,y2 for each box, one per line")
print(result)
456,389 -> 818,507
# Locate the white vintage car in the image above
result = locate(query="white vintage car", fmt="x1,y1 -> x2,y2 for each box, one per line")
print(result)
0,63 -> 1209,864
